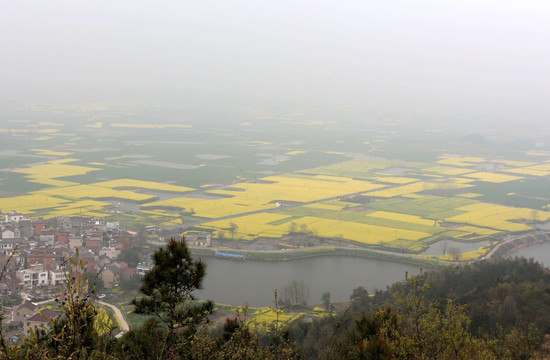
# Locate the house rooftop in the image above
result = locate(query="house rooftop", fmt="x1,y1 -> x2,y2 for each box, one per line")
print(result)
27,308 -> 59,323
17,301 -> 37,312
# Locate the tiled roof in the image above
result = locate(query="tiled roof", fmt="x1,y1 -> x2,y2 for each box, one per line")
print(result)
17,301 -> 37,312
27,308 -> 59,323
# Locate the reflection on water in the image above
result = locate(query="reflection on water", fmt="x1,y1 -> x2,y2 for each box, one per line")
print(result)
196,256 -> 421,307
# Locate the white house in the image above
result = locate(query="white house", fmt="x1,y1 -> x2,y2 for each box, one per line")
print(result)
49,268 -> 68,286
0,240 -> 17,255
16,264 -> 49,288
136,262 -> 152,276
5,211 -> 25,223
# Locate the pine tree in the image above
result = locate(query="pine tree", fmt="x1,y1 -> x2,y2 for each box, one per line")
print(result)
132,237 -> 214,336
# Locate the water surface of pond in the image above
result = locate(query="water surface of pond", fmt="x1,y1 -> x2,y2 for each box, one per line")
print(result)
197,256 -> 421,307
508,241 -> 550,268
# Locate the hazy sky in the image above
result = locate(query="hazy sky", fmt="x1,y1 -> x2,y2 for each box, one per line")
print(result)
1,1 -> 549,123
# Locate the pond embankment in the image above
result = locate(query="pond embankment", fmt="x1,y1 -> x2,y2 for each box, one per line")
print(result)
191,246 -> 442,268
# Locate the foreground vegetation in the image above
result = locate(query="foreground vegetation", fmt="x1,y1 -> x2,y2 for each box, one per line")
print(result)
3,239 -> 550,359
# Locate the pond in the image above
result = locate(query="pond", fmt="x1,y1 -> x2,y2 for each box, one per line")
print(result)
420,239 -> 490,256
508,241 -> 550,268
196,256 -> 421,307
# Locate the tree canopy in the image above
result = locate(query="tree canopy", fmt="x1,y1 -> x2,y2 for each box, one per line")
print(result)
132,237 -> 214,335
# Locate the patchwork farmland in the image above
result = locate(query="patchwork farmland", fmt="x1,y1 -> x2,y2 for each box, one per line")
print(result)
1,112 -> 550,261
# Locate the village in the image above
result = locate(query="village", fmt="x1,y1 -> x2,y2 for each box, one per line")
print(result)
0,210 -> 212,341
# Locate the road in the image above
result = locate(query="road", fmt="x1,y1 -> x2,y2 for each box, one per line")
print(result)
98,300 -> 130,337
485,231 -> 550,259
32,297 -> 130,337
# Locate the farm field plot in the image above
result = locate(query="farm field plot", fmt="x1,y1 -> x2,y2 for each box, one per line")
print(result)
93,179 -> 194,193
30,148 -> 74,156
288,216 -> 432,246
363,196 -> 478,219
0,194 -> 69,215
422,166 -> 475,176
142,196 -> 274,219
211,175 -> 385,203
36,184 -> 156,202
502,163 -> 550,177
248,308 -> 303,333
380,176 -> 420,183
13,159 -> 100,180
436,156 -> 486,167
2,114 -> 550,260
303,203 -> 346,211
365,211 -> 435,226
198,213 -> 293,240
144,175 -> 385,219
363,181 -> 471,198
461,172 -> 523,183
302,158 -> 419,179
444,203 -> 550,232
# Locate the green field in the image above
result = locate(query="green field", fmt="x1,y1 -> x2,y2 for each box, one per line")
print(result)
1,106 -> 550,260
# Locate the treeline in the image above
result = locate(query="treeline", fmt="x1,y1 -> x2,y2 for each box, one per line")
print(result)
290,256 -> 550,359
2,239 -> 550,359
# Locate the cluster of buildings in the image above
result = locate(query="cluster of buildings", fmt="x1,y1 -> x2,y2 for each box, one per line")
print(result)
0,211 -> 215,339
0,211 -> 139,291
12,302 -> 59,337
0,211 -> 149,337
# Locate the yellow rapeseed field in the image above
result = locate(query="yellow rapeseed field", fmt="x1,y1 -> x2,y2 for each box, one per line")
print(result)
14,160 -> 100,179
493,160 -> 535,167
93,179 -> 194,193
366,211 -> 434,226
454,226 -> 499,237
143,196 -> 273,219
437,156 -> 486,167
36,184 -> 155,202
139,210 -> 181,218
28,178 -> 80,187
363,181 -> 470,198
304,203 -> 346,211
32,136 -> 54,141
445,203 -> 550,232
285,150 -> 307,155
303,158 -> 400,177
110,123 -> 192,129
462,172 -> 523,183
525,152 -> 550,157
30,149 -> 74,156
0,194 -> 69,214
457,193 -> 482,198
200,213 -> 292,240
503,168 -> 550,177
422,166 -> 474,176
375,176 -> 418,184
85,122 -> 103,128
146,174 -> 384,219
292,216 -> 431,245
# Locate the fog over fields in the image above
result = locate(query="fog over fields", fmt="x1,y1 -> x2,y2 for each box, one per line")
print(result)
1,0 -> 549,128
